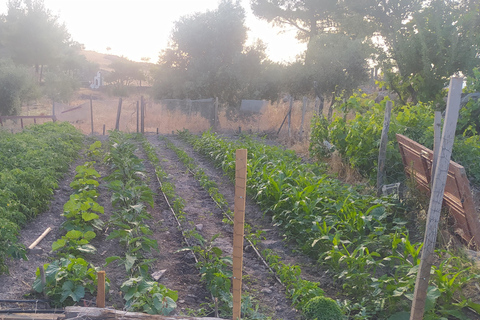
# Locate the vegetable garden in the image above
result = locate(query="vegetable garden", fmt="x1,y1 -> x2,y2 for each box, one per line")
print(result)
1,103 -> 480,319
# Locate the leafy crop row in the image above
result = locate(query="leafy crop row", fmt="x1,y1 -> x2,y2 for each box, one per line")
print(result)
0,122 -> 83,273
140,135 -> 266,319
310,70 -> 480,184
104,132 -> 177,315
182,130 -> 480,319
33,141 -> 107,306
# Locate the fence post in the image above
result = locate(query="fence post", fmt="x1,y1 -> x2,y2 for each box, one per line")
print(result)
376,100 -> 393,196
90,96 -> 94,135
136,101 -> 139,133
115,98 -> 122,131
287,97 -> 293,138
410,77 -> 463,320
299,97 -> 307,140
141,96 -> 145,134
232,149 -> 247,320
214,97 -> 219,129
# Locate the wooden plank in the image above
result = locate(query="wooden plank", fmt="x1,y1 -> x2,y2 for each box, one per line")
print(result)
232,149 -> 247,320
299,97 -> 307,139
287,97 -> 293,138
396,134 -> 473,243
454,166 -> 480,247
141,96 -> 145,134
410,76 -> 463,320
136,101 -> 139,133
377,100 -> 393,196
64,307 -> 224,320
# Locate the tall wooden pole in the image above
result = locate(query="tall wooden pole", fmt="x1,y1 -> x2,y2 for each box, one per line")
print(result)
115,98 -> 122,131
431,111 -> 442,180
232,149 -> 247,320
90,96 -> 94,135
410,77 -> 463,320
214,97 -> 219,129
376,100 -> 393,196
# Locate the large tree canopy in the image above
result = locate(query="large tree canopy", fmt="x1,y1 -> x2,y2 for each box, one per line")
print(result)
2,0 -> 71,78
154,0 -> 278,104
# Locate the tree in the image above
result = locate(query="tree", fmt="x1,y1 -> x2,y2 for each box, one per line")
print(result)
0,59 -> 38,116
105,57 -> 145,96
250,0 -> 340,43
2,0 -> 71,82
154,0 -> 249,103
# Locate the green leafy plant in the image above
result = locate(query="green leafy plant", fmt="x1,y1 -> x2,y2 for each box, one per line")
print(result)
52,230 -> 97,256
303,296 -> 344,320
33,255 -> 106,306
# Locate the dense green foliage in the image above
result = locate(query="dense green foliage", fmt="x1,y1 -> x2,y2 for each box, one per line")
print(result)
183,130 -> 480,319
0,122 -> 82,273
310,70 -> 480,184
104,132 -> 177,315
303,296 -> 344,320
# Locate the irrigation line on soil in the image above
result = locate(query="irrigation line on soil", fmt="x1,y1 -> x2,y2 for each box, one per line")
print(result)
169,143 -> 286,289
150,164 -> 221,316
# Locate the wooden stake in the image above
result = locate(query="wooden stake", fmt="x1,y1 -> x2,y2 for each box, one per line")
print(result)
376,100 -> 393,196
28,227 -> 52,249
34,118 -> 36,124
156,128 -> 159,135
410,77 -> 463,320
115,98 -> 123,131
96,271 -> 106,308
299,97 -> 307,140
287,97 -> 293,138
232,149 -> 247,320
431,111 -> 442,180
136,101 -> 139,133
102,124 -> 106,136
20,118 -> 24,130
90,96 -> 94,135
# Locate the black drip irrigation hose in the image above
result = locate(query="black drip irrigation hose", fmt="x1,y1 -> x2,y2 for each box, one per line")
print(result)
0,299 -> 49,303
0,309 -> 64,314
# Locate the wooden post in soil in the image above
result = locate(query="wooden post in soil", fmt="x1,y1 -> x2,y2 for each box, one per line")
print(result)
90,96 -> 94,135
299,97 -> 307,140
20,118 -> 24,130
103,124 -> 106,136
141,96 -> 145,134
96,271 -> 106,308
232,149 -> 247,320
115,98 -> 123,131
410,77 -> 463,320
136,101 -> 140,133
214,97 -> 219,129
376,100 -> 393,197
287,97 -> 293,138
431,111 -> 442,180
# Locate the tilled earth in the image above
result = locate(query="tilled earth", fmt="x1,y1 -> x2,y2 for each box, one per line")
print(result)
0,133 -> 341,319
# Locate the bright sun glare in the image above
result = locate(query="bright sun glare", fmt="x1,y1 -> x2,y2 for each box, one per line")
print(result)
7,0 -> 306,63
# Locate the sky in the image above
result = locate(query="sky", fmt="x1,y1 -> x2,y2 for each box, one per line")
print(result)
1,0 -> 306,63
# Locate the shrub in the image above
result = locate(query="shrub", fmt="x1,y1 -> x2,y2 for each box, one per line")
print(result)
303,296 -> 344,320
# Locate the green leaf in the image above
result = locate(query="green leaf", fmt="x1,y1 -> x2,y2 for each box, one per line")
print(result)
66,230 -> 83,240
82,211 -> 99,222
388,311 -> 410,320
125,254 -> 137,272
425,286 -> 441,312
52,239 -> 66,251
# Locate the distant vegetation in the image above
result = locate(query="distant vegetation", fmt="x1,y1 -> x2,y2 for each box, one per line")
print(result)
0,0 -> 478,115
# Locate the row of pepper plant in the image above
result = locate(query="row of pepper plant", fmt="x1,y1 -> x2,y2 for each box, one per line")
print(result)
103,131 -> 177,315
33,141 -> 107,306
0,122 -> 83,274
180,130 -> 480,320
169,133 -> 340,319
